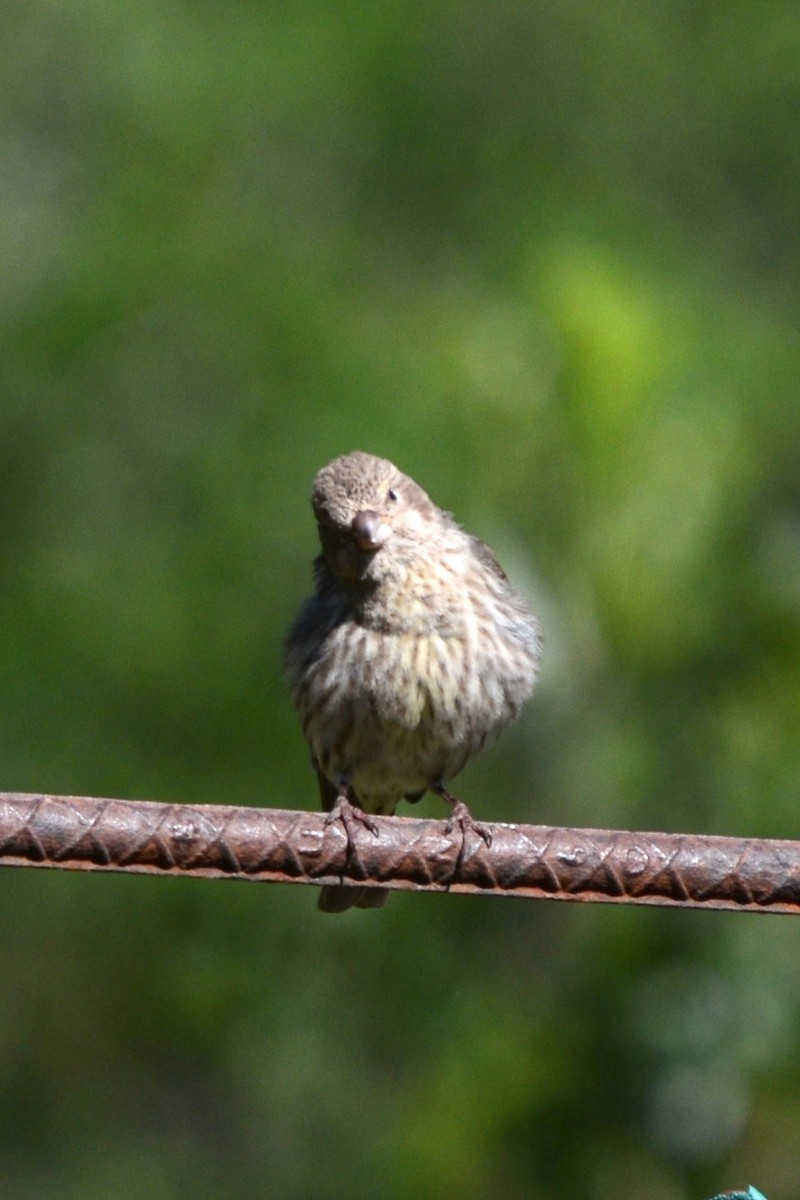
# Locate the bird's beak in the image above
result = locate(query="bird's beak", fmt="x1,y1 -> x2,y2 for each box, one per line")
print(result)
351,509 -> 393,551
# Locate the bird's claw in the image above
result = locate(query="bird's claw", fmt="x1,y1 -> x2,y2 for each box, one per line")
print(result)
433,784 -> 492,877
443,799 -> 492,849
325,794 -> 380,848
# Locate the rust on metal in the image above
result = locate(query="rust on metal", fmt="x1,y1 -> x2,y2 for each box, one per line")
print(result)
1,792 -> 799,913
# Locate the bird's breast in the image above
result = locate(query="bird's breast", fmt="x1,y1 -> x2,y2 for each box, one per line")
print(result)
329,624 -> 455,728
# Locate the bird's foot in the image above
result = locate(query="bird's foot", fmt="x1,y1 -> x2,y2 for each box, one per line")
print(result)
325,792 -> 380,850
317,787 -> 382,912
433,783 -> 492,874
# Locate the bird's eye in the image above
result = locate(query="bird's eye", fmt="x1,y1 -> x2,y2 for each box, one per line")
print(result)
387,488 -> 399,503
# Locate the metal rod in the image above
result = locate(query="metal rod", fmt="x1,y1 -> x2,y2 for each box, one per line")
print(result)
1,791 -> 798,913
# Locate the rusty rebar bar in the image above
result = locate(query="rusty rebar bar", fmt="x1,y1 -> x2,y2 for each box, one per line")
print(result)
0,791 -> 798,912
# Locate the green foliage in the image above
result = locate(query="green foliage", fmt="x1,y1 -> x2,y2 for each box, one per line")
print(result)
1,2 -> 799,1197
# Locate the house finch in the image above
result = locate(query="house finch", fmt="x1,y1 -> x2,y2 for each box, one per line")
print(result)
283,451 -> 542,912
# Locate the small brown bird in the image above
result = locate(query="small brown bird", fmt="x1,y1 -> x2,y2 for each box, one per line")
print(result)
283,451 -> 542,912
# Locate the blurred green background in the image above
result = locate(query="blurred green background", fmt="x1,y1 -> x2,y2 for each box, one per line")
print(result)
2,2 -> 799,1197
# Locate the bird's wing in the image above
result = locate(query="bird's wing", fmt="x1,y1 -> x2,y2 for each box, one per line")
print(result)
315,763 -> 340,812
467,534 -> 509,582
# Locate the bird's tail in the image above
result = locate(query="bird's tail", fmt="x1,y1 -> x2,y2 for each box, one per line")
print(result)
318,884 -> 390,913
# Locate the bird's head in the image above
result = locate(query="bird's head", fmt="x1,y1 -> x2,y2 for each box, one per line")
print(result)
311,451 -> 439,583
